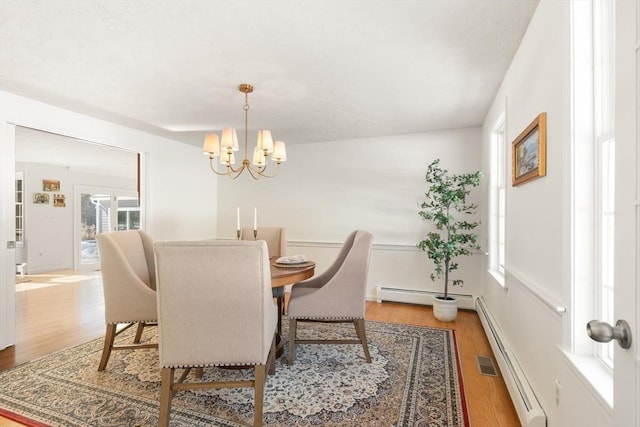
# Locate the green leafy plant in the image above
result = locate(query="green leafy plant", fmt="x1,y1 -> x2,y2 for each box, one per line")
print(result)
417,159 -> 482,299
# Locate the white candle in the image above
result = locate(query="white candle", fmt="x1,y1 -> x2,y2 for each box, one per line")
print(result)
236,207 -> 240,231
254,207 -> 257,230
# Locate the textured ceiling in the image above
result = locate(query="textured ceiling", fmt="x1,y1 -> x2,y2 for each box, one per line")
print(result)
1,0 -> 538,149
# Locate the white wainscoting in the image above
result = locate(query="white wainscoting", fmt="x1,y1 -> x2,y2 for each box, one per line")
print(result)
482,269 -> 614,426
287,240 -> 483,302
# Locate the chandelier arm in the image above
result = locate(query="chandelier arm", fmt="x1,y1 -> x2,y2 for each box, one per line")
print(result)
208,158 -> 233,176
226,163 -> 245,174
209,157 -> 251,178
248,162 -> 280,178
225,162 -> 246,180
250,160 -> 268,174
228,169 -> 245,180
245,165 -> 262,180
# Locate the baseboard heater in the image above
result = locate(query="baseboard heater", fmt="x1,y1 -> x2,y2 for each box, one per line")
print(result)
476,297 -> 546,427
375,286 -> 475,310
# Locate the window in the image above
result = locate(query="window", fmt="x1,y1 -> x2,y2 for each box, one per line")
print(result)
598,137 -> 615,366
489,116 -> 506,284
15,172 -> 24,248
593,0 -> 615,367
571,0 -> 615,368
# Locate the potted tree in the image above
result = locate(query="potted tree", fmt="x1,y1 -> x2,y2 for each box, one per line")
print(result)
417,159 -> 481,321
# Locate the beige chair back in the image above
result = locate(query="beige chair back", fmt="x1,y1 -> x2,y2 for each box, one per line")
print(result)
240,227 -> 286,258
287,230 -> 374,319
154,240 -> 278,367
96,230 -> 157,324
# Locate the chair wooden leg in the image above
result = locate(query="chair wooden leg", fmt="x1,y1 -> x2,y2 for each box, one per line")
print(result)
354,319 -> 372,363
195,367 -> 203,379
158,367 -> 174,427
253,364 -> 266,427
134,322 -> 145,344
98,324 -> 117,371
287,319 -> 297,366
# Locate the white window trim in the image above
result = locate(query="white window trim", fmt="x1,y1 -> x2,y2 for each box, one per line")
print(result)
488,114 -> 506,287
568,0 -> 615,406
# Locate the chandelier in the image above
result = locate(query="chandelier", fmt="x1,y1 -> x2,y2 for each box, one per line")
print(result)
202,83 -> 287,179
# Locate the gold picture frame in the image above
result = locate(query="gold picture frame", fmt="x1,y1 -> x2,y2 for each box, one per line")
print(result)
512,112 -> 546,186
43,179 -> 60,192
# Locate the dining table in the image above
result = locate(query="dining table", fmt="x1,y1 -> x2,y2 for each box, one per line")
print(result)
270,257 -> 315,356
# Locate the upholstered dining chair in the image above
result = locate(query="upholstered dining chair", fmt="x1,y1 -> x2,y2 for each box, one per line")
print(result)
240,227 -> 287,258
286,230 -> 374,366
241,226 -> 288,316
95,230 -> 158,371
154,240 -> 278,427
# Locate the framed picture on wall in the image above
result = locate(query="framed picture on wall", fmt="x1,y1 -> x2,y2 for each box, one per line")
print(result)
53,194 -> 66,207
43,179 -> 60,191
512,112 -> 547,186
33,193 -> 50,204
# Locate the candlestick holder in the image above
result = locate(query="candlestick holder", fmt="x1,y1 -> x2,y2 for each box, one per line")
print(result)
236,229 -> 241,240
253,229 -> 258,240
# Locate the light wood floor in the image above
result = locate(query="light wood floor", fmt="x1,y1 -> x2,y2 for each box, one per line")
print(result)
0,270 -> 520,426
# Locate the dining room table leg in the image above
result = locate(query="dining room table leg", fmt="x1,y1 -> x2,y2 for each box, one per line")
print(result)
272,287 -> 285,357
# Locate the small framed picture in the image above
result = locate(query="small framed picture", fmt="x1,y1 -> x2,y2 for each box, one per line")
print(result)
53,194 -> 66,207
43,179 -> 60,192
33,193 -> 50,204
512,113 -> 547,186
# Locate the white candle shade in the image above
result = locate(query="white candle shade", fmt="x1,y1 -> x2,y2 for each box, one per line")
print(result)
202,133 -> 220,156
221,127 -> 239,151
256,130 -> 274,153
252,147 -> 265,166
219,150 -> 235,165
272,141 -> 287,162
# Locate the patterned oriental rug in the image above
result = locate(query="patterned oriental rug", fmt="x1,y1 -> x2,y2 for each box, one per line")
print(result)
0,321 -> 469,426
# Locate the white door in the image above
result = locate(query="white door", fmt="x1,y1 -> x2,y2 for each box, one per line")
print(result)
614,2 -> 639,425
74,186 -> 140,270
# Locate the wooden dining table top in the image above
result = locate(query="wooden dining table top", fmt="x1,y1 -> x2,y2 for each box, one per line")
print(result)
270,258 -> 315,287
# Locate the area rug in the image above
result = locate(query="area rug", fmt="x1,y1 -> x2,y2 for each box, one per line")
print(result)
0,321 -> 469,426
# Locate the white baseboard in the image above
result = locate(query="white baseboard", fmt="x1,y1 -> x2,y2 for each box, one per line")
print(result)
476,296 -> 546,427
375,285 -> 475,310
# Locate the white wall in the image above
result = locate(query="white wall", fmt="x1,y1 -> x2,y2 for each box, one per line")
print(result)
480,1 -> 612,425
0,90 -> 218,349
217,127 -> 483,299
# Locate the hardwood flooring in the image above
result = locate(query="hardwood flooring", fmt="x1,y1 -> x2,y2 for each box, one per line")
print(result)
0,270 -> 520,426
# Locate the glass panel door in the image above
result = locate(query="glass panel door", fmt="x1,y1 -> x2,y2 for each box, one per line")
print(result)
117,195 -> 140,231
76,187 -> 139,270
79,192 -> 109,268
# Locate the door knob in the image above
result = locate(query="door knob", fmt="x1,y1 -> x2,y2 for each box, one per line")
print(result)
587,319 -> 632,349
